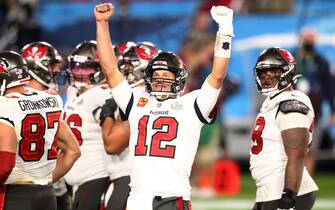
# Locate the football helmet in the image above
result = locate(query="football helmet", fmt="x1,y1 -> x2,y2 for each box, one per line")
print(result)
118,42 -> 159,87
144,51 -> 187,100
254,47 -> 298,97
114,41 -> 136,59
67,40 -> 105,89
21,41 -> 63,90
0,51 -> 30,95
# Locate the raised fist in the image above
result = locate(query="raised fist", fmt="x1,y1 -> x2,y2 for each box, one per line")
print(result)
94,3 -> 114,22
210,6 -> 234,36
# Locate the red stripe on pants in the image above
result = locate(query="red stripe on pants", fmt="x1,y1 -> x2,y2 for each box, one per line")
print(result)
0,185 -> 6,210
176,197 -> 183,210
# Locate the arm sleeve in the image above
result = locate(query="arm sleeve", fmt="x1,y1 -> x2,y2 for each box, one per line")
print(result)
276,111 -> 313,131
195,79 -> 221,124
110,79 -> 133,118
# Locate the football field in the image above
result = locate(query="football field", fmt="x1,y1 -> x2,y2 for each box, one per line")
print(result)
191,173 -> 335,210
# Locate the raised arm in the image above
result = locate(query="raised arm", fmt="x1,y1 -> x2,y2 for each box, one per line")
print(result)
195,6 -> 234,122
207,6 -> 234,89
94,3 -> 124,88
52,120 -> 81,182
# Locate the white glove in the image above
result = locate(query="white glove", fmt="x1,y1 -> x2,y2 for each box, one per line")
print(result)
210,5 -> 234,36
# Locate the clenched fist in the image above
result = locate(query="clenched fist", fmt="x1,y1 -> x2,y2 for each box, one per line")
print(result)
94,3 -> 114,22
210,6 -> 234,36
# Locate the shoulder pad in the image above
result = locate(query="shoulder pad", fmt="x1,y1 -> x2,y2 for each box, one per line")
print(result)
279,100 -> 309,115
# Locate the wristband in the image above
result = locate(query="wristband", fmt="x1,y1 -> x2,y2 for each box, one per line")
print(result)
214,33 -> 232,58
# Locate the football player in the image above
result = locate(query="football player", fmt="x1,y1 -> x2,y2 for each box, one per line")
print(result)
100,42 -> 159,210
21,41 -> 80,210
0,51 -> 80,210
250,47 -> 318,210
63,40 -> 110,210
95,3 -> 233,210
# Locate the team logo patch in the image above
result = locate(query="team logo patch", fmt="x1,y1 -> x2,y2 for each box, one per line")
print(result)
222,42 -> 230,50
135,45 -> 157,60
137,97 -> 149,107
170,102 -> 183,110
22,46 -> 47,60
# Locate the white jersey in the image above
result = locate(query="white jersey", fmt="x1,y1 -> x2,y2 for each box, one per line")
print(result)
63,84 -> 110,186
111,80 -> 220,199
0,87 -> 63,185
249,90 -> 318,202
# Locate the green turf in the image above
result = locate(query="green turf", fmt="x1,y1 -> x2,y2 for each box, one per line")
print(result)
313,173 -> 335,198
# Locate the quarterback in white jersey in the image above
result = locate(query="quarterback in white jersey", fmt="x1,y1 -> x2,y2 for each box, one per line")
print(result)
63,40 -> 110,210
0,51 -> 79,210
95,3 -> 233,210
250,47 -> 318,210
100,42 -> 159,210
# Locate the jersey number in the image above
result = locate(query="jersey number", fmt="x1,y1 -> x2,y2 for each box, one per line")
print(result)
251,117 -> 265,155
135,116 -> 178,158
19,112 -> 61,161
64,113 -> 83,146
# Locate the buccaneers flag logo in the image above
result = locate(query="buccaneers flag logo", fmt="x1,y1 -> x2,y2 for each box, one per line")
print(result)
22,46 -> 48,60
278,49 -> 296,64
135,45 -> 157,61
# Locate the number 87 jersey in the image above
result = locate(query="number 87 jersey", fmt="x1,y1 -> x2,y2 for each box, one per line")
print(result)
0,88 -> 63,185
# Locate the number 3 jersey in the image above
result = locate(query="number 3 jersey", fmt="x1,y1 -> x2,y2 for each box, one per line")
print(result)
111,80 -> 220,199
0,87 -> 63,185
249,90 -> 318,202
63,85 -> 109,186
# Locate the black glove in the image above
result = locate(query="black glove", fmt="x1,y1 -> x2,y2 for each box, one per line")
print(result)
277,188 -> 297,210
99,98 -> 118,125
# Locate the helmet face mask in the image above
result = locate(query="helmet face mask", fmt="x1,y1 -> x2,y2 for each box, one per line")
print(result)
68,40 -> 105,89
144,51 -> 188,100
0,51 -> 30,95
254,47 -> 296,97
21,41 -> 63,90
